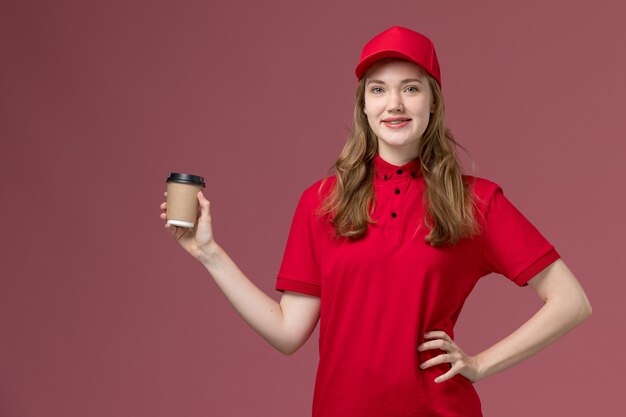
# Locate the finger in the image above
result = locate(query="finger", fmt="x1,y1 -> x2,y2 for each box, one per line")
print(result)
164,191 -> 168,197
418,339 -> 450,352
197,191 -> 211,221
166,223 -> 186,240
424,330 -> 453,344
419,353 -> 450,370
160,202 -> 167,210
164,222 -> 177,236
160,212 -> 167,220
433,365 -> 459,384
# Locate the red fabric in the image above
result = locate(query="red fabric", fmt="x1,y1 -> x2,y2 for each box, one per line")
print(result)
276,154 -> 560,417
355,26 -> 442,88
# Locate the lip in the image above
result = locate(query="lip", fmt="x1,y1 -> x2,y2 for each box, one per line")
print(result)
382,117 -> 412,122
382,118 -> 411,128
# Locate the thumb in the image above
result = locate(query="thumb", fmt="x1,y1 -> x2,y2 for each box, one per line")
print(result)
197,191 -> 211,221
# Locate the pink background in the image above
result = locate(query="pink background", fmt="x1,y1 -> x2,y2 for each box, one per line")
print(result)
1,0 -> 623,416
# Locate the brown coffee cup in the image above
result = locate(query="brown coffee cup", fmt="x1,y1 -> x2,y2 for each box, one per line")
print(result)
165,173 -> 206,228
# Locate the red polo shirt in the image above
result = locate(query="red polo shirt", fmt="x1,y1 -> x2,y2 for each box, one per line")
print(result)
276,153 -> 560,417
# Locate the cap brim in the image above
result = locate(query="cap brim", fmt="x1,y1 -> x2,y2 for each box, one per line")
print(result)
355,50 -> 416,80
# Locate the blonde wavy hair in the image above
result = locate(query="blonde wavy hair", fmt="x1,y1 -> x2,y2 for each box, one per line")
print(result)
317,59 -> 482,247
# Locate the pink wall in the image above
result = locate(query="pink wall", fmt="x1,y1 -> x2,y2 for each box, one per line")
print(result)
1,0 -> 623,416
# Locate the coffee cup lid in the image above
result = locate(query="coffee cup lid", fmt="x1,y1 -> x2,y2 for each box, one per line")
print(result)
166,172 -> 206,187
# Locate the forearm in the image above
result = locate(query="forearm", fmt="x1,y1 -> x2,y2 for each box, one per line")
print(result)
474,298 -> 591,382
199,242 -> 289,353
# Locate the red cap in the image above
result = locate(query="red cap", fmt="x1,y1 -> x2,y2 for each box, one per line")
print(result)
355,26 -> 442,89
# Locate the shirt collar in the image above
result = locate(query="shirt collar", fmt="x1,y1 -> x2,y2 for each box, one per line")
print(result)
373,153 -> 422,181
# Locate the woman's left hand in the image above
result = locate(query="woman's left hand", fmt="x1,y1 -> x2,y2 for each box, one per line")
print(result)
418,330 -> 482,384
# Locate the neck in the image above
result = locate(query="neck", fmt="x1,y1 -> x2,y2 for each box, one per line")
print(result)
377,145 -> 419,166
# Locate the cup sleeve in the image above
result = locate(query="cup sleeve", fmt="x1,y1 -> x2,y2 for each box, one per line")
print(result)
275,188 -> 322,297
480,183 -> 561,287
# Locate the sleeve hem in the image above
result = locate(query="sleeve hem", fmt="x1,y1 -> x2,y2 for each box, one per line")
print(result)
275,277 -> 321,297
513,248 -> 561,287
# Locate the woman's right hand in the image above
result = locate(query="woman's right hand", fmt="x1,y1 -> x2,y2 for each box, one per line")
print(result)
160,190 -> 218,264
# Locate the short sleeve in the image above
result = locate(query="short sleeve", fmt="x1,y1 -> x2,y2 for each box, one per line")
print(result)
275,186 -> 322,297
480,182 -> 561,287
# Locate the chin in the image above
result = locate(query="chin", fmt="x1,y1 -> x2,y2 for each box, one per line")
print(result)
381,138 -> 419,147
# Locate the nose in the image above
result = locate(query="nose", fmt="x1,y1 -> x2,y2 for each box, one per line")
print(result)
386,89 -> 404,112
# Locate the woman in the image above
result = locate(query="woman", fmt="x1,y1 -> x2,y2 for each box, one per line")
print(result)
160,26 -> 592,417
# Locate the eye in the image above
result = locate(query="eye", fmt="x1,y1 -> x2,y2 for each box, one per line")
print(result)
370,86 -> 383,94
405,86 -> 419,93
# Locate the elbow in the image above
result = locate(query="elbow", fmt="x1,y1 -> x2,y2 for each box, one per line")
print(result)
553,286 -> 593,324
575,305 -> 592,328
273,339 -> 302,356
281,347 -> 297,356
277,344 -> 299,356
273,327 -> 315,356
549,295 -> 592,327
570,297 -> 592,325
580,300 -> 592,321
578,292 -> 593,322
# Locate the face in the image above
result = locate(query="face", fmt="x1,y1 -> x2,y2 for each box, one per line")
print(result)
363,59 -> 434,159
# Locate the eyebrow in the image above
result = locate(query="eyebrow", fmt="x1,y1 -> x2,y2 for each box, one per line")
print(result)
366,78 -> 423,85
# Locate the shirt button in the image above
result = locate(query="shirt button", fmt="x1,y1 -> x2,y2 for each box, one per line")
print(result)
396,169 -> 403,175
411,172 -> 417,178
391,212 -> 397,218
383,175 -> 388,180
395,188 -> 400,194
